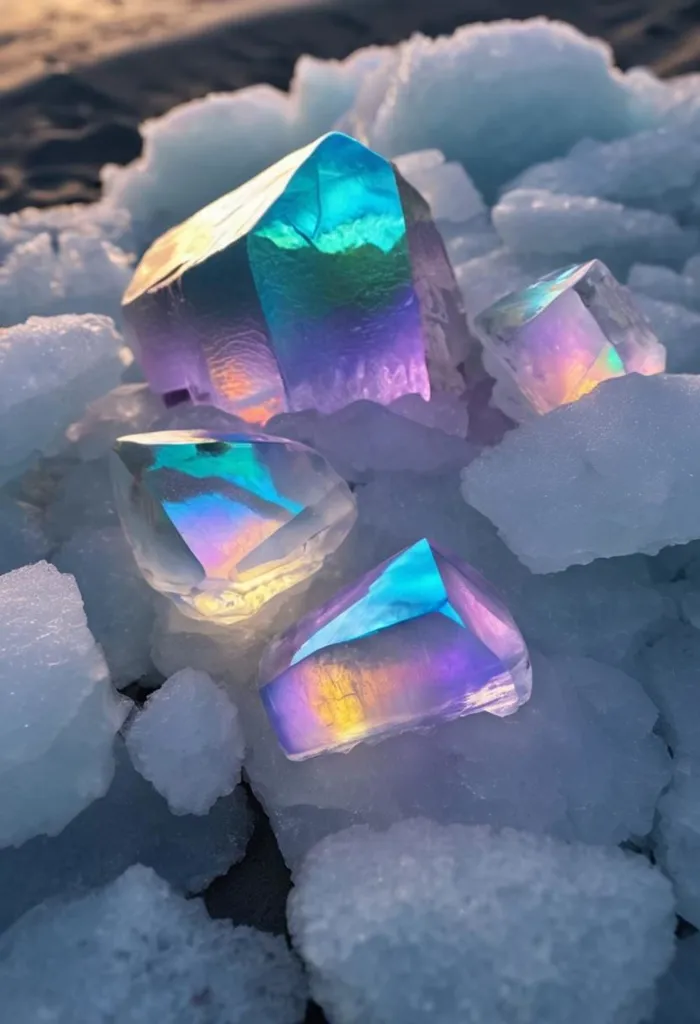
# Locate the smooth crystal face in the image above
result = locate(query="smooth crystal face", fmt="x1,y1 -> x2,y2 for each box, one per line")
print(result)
110,430 -> 357,624
259,538 -> 531,760
474,260 -> 666,417
122,132 -> 468,424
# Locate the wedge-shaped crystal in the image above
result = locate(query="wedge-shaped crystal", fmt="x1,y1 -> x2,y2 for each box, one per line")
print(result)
260,538 -> 531,760
473,259 -> 666,420
110,430 -> 357,624
122,132 -> 468,423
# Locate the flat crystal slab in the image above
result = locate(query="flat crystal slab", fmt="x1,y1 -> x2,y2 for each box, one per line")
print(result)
110,430 -> 357,624
122,132 -> 468,424
473,259 -> 666,419
260,538 -> 531,760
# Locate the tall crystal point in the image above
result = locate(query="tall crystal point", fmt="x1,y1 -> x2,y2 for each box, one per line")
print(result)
122,132 -> 468,423
260,539 -> 531,760
110,430 -> 357,624
473,259 -> 666,421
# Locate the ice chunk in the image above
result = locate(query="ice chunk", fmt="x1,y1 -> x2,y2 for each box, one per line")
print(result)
462,373 -> 700,572
0,865 -> 307,1024
45,458 -> 118,542
654,935 -> 700,1024
389,391 -> 469,438
655,766 -> 700,928
0,496 -> 49,575
53,527 -> 155,688
0,200 -> 134,253
66,383 -> 164,461
0,314 -> 124,484
455,247 -> 550,317
268,401 -> 473,483
289,819 -> 675,1024
641,623 -> 700,762
0,744 -> 251,932
393,149 -> 487,226
628,264 -> 700,310
350,20 -> 656,198
126,669 -> 245,815
631,295 -> 700,374
242,647 -> 668,867
492,189 -> 695,274
0,561 -> 128,847
0,232 -> 133,328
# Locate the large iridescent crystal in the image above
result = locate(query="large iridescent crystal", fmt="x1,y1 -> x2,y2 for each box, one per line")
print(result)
122,132 -> 468,423
259,538 -> 531,760
473,259 -> 666,420
110,430 -> 357,623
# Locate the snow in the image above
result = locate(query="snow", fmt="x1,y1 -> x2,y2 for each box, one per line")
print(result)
0,561 -> 128,847
0,865 -> 307,1024
289,819 -> 675,1024
125,669 -> 245,815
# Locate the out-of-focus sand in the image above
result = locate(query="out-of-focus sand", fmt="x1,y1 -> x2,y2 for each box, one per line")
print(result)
1,0 -> 322,90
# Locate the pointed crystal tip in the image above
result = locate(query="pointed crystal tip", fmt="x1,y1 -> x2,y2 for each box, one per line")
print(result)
260,538 -> 531,760
110,429 -> 357,624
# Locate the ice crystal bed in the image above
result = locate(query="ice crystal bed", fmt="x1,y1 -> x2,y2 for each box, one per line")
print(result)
1,15 -> 700,1024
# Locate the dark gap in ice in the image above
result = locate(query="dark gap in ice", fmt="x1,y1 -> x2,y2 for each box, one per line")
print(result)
163,388 -> 192,408
204,782 -> 292,937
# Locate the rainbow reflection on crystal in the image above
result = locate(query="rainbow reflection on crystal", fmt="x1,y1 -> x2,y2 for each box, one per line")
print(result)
473,259 -> 666,421
121,132 -> 468,424
110,430 -> 357,623
259,539 -> 531,760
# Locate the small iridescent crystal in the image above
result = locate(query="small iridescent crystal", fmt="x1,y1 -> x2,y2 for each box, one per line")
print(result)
110,430 -> 357,624
122,132 -> 468,423
473,259 -> 666,420
259,538 -> 531,760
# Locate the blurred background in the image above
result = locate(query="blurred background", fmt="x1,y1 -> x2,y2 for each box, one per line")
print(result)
0,0 -> 698,213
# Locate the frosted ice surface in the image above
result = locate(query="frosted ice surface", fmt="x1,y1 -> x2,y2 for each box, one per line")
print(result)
628,264 -> 700,310
0,232 -> 133,328
492,189 -> 695,274
393,149 -> 486,227
126,669 -> 245,815
66,383 -> 164,460
0,496 -> 49,575
0,200 -> 134,253
53,527 -> 155,688
45,458 -> 119,542
0,865 -> 307,1024
388,392 -> 469,438
0,314 -> 124,484
462,374 -> 700,572
0,744 -> 251,932
654,935 -> 700,1024
267,402 -> 473,482
349,20 -> 657,197
655,766 -> 700,928
240,647 -> 668,867
358,472 -> 672,667
630,295 -> 700,374
289,819 -> 675,1024
0,561 -> 128,847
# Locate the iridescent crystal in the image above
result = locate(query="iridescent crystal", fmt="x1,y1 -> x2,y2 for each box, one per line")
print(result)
110,430 -> 357,623
473,259 -> 666,419
122,132 -> 468,423
259,538 -> 531,760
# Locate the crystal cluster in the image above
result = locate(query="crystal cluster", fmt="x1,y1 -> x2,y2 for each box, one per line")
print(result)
110,430 -> 356,624
473,259 -> 666,420
259,538 -> 531,760
122,132 -> 468,423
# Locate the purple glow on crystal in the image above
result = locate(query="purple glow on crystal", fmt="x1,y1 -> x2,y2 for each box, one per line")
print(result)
259,539 -> 531,760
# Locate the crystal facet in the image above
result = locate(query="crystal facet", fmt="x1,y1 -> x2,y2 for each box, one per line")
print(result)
473,259 -> 666,419
259,538 -> 531,760
122,132 -> 468,423
110,430 -> 357,624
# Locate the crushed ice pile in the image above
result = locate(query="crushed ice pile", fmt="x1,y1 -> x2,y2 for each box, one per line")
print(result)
3,15 -> 700,1023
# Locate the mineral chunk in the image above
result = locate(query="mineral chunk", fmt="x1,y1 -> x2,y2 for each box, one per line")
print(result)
122,132 -> 468,422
